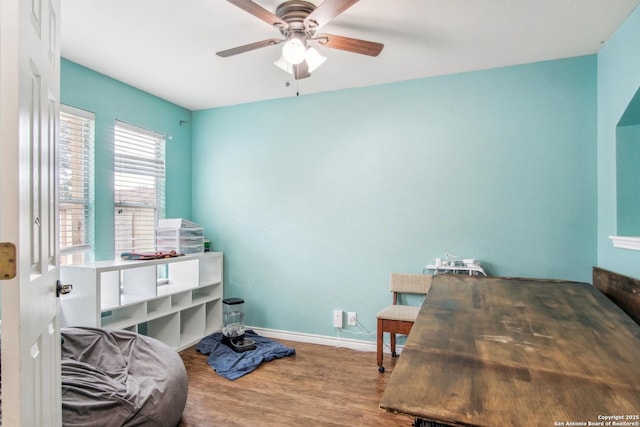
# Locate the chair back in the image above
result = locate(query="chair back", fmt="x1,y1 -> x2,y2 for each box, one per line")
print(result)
390,273 -> 432,295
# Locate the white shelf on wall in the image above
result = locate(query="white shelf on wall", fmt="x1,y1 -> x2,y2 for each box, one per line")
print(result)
610,235 -> 640,251
60,252 -> 223,351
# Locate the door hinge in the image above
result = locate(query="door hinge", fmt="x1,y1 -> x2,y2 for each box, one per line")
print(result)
0,242 -> 17,280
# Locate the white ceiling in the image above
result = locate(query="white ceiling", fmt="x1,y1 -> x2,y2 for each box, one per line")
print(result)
60,0 -> 639,111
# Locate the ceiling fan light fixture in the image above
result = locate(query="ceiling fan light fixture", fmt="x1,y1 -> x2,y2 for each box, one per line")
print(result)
274,55 -> 294,74
282,35 -> 307,64
304,47 -> 326,73
218,0 -> 385,80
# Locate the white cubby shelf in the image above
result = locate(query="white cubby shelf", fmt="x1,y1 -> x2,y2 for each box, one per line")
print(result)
60,252 -> 223,351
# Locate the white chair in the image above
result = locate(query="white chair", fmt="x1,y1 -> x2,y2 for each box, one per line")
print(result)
376,273 -> 432,373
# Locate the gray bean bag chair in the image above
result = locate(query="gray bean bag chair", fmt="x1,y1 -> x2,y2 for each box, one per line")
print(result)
61,327 -> 188,427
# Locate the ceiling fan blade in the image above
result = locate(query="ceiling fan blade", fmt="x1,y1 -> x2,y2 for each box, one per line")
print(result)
216,38 -> 283,57
315,33 -> 383,56
293,62 -> 310,80
226,0 -> 287,29
304,0 -> 359,30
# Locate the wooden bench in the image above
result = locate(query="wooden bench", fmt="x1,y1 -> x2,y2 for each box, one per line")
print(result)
593,266 -> 640,324
380,273 -> 640,426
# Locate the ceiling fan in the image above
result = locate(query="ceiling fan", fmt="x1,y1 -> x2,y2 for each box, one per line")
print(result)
216,0 -> 384,80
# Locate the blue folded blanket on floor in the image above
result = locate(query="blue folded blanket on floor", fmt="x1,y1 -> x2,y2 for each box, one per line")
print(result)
196,330 -> 296,380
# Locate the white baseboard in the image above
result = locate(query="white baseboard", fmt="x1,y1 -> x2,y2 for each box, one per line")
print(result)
248,326 -> 403,355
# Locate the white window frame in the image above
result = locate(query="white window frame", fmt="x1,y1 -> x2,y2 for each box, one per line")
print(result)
59,105 -> 95,263
114,121 -> 166,256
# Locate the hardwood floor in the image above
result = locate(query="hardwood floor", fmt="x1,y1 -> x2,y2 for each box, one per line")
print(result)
178,339 -> 413,426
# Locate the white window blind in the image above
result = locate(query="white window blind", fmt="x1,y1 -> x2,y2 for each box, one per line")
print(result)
114,121 -> 166,256
59,105 -> 94,264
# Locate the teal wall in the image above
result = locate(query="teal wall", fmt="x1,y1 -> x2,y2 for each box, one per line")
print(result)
616,124 -> 640,236
192,56 -> 597,339
60,59 -> 193,260
60,44 -> 612,342
597,6 -> 640,278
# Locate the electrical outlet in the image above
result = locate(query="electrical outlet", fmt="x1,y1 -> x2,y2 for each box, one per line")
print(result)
347,311 -> 357,326
333,310 -> 343,328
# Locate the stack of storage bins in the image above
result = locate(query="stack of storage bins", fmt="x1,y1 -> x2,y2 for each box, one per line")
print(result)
155,218 -> 204,255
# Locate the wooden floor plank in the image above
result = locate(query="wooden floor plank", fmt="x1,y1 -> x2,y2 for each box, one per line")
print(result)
178,339 -> 412,426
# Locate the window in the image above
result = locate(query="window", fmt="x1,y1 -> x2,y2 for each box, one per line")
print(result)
59,105 -> 94,265
114,121 -> 166,256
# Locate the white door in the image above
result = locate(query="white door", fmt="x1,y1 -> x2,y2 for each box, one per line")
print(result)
0,0 -> 62,424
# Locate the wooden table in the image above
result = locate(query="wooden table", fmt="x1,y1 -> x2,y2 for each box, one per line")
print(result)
380,275 -> 640,426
